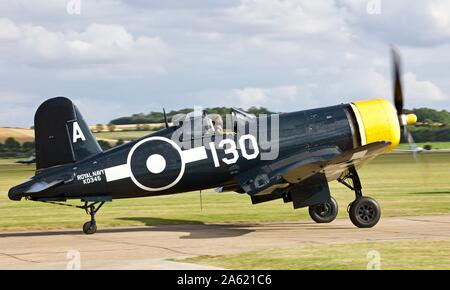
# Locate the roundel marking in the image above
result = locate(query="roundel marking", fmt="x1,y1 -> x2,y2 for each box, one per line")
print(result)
127,136 -> 185,191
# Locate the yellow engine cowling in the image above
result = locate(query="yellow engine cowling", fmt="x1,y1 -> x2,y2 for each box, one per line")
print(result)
350,99 -> 402,152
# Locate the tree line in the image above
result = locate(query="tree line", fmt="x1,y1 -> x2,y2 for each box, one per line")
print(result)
109,105 -> 450,143
0,138 -> 35,157
404,108 -> 450,142
109,106 -> 275,125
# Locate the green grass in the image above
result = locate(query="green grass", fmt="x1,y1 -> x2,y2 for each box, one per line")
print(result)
0,153 -> 449,231
93,130 -> 153,141
178,240 -> 450,270
397,141 -> 450,150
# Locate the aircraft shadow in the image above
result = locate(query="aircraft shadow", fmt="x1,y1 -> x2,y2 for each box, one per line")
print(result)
408,191 -> 450,195
117,217 -> 254,239
0,217 -> 253,239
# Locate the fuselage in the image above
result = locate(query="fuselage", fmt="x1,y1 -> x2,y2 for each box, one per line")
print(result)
9,99 -> 401,201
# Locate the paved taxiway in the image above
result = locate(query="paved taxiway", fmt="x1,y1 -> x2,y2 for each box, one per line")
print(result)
1,215 -> 449,269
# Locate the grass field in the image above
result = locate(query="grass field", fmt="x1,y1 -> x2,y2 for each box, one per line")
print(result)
179,240 -> 450,270
0,153 -> 449,231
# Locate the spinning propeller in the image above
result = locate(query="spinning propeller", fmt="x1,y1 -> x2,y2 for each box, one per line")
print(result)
390,46 -> 419,157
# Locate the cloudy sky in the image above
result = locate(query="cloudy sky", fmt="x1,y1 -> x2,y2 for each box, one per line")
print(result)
1,0 -> 450,127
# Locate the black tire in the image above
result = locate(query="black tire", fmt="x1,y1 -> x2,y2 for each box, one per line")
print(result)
349,197 -> 381,228
308,196 -> 339,223
83,221 -> 97,235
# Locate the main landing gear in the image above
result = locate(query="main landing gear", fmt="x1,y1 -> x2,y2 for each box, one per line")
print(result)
307,167 -> 381,227
81,201 -> 105,235
308,196 -> 338,223
338,167 -> 381,228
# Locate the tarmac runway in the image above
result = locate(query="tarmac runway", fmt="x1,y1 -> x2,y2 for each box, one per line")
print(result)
1,214 -> 449,269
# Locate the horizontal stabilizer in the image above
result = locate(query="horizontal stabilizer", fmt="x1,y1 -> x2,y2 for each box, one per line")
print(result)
8,172 -> 75,200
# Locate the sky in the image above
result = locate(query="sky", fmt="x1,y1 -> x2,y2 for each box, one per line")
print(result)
1,0 -> 450,127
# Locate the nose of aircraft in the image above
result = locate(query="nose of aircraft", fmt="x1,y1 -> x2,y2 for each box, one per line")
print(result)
350,98 -> 412,152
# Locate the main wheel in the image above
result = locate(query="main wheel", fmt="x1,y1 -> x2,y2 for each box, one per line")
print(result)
308,196 -> 339,223
83,221 -> 97,235
348,196 -> 381,228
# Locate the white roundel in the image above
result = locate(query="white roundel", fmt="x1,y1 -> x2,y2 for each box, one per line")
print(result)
146,154 -> 166,174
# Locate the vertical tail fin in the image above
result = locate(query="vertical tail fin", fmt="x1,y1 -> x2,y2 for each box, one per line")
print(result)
34,97 -> 102,170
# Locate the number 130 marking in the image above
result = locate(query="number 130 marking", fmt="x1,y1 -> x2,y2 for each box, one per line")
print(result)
209,134 -> 259,167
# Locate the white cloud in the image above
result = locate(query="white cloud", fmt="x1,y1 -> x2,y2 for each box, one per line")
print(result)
225,0 -> 350,40
343,0 -> 450,46
0,18 -> 169,69
404,72 -> 447,102
430,0 -> 450,35
225,85 -> 320,111
1,1 -> 450,127
0,92 -> 42,127
0,18 -> 21,40
71,96 -> 161,126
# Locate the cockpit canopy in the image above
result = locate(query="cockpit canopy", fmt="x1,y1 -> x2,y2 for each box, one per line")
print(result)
171,107 -> 255,140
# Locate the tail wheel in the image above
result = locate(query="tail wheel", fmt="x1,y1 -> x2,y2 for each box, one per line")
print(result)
83,221 -> 97,235
349,196 -> 381,228
308,196 -> 339,223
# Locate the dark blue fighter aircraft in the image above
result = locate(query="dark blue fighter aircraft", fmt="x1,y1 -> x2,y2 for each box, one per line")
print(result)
8,48 -> 418,234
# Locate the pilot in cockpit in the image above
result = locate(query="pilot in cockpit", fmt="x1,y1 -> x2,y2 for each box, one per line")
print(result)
208,114 -> 224,134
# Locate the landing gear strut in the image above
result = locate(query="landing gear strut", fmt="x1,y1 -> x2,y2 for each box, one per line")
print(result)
338,167 -> 381,228
37,199 -> 107,235
81,201 -> 105,235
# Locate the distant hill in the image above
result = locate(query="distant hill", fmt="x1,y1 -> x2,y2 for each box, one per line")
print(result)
0,128 -> 35,143
0,125 -> 158,146
109,106 -> 275,125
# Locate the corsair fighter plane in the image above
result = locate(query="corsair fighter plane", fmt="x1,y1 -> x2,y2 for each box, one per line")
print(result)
8,48 -> 417,234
